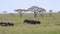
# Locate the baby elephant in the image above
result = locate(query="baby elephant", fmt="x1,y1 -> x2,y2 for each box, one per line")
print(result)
8,22 -> 14,26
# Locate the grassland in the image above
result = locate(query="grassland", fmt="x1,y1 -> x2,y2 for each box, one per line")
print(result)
0,13 -> 60,34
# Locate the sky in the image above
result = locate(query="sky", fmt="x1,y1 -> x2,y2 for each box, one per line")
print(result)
0,0 -> 60,13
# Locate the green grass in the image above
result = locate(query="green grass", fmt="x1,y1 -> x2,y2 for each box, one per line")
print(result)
0,13 -> 60,34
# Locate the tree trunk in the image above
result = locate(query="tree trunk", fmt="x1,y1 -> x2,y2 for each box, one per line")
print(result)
19,11 -> 22,17
34,11 -> 37,17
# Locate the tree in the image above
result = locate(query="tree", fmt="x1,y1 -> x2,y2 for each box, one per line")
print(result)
15,9 -> 28,17
58,11 -> 60,13
15,9 -> 23,17
49,10 -> 52,16
3,11 -> 7,14
28,6 -> 39,17
28,6 -> 46,17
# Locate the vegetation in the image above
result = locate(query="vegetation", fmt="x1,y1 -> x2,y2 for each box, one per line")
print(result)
15,6 -> 46,17
49,10 -> 53,16
0,13 -> 60,34
28,6 -> 46,17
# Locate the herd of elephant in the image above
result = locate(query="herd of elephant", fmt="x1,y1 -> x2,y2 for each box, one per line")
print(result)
0,19 -> 40,27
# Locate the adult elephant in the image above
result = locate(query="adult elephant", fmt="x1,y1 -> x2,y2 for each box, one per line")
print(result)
24,19 -> 40,24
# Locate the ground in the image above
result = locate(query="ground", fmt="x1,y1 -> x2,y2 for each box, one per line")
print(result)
0,13 -> 60,34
